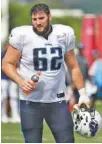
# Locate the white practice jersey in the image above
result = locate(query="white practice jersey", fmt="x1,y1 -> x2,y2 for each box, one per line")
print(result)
9,24 -> 75,103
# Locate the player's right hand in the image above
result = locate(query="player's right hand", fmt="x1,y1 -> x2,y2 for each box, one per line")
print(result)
19,79 -> 36,95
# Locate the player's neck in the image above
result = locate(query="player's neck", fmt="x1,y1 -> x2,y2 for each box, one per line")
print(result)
43,25 -> 52,40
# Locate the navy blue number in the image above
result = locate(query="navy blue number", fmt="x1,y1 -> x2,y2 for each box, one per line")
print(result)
33,48 -> 47,70
51,47 -> 62,70
33,47 -> 62,71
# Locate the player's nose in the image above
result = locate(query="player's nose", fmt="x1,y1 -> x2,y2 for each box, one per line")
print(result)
36,19 -> 41,25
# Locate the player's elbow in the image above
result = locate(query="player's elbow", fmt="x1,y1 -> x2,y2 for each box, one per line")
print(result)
2,59 -> 9,74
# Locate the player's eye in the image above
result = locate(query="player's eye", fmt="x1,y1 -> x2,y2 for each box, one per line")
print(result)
32,18 -> 36,21
39,17 -> 44,20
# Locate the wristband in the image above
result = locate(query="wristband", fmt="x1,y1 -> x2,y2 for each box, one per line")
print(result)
78,88 -> 86,97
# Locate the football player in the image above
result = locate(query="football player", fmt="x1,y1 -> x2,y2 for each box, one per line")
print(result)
2,3 -> 93,143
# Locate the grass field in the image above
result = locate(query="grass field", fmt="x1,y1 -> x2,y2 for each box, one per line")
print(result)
1,101 -> 102,143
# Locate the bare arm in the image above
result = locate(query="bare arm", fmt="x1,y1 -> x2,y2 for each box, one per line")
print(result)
2,45 -> 23,85
65,49 -> 93,108
65,49 -> 84,90
2,45 -> 35,92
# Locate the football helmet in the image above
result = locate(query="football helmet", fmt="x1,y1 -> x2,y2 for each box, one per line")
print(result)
72,104 -> 102,138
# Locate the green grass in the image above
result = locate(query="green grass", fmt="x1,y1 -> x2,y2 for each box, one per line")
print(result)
1,101 -> 102,143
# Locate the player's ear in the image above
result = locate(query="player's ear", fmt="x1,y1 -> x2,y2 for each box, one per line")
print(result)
49,14 -> 52,21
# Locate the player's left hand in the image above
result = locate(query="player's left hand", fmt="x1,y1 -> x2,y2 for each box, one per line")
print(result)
78,95 -> 94,109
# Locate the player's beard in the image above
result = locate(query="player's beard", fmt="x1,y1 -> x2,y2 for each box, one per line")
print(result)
33,21 -> 52,38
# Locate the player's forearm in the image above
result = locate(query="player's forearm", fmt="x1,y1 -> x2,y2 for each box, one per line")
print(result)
2,63 -> 24,85
71,67 -> 85,90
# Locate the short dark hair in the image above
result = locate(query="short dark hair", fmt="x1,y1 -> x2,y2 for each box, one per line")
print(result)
29,3 -> 50,15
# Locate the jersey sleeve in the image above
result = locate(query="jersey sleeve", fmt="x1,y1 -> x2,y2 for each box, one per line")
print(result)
65,28 -> 76,52
9,28 -> 24,51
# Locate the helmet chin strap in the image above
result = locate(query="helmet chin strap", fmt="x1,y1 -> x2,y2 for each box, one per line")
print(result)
33,24 -> 52,39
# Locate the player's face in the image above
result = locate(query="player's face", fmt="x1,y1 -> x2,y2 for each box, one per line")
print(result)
32,11 -> 51,34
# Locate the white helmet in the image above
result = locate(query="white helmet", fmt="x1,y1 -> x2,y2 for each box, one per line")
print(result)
72,105 -> 102,138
